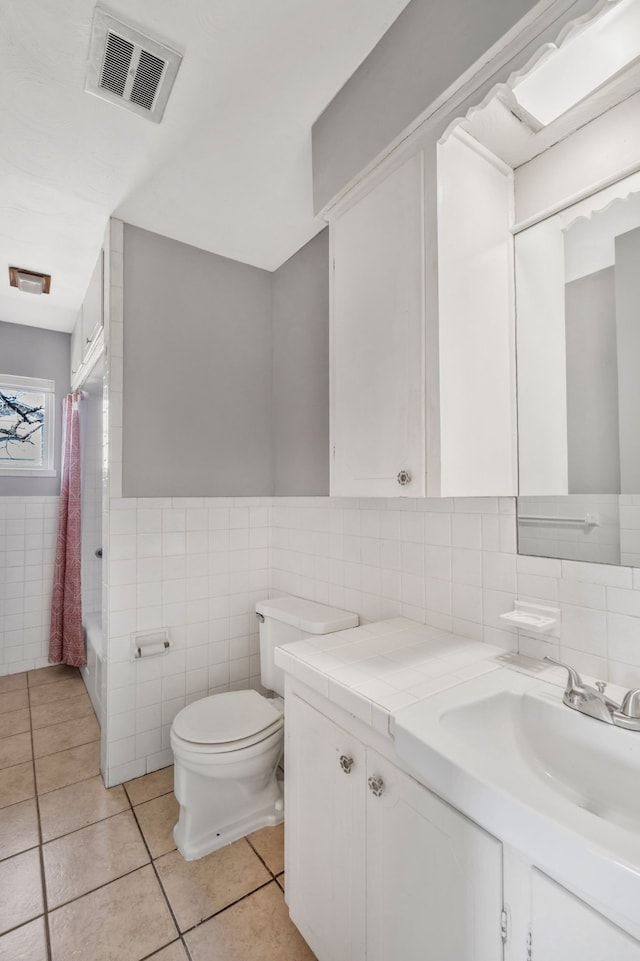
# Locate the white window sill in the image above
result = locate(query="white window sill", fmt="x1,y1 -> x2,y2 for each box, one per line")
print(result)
0,468 -> 57,477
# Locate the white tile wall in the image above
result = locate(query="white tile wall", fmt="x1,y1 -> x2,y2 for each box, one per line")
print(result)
0,495 -> 59,675
104,495 -> 270,783
270,495 -> 640,693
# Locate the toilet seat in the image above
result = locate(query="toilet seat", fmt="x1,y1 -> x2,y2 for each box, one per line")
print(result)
172,690 -> 283,753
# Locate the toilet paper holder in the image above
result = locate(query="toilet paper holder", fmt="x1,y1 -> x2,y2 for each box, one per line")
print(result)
131,630 -> 171,660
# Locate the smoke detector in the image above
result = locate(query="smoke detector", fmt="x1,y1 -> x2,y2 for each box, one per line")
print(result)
86,8 -> 182,123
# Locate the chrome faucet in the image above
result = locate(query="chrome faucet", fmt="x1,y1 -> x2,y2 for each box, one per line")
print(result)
544,656 -> 640,731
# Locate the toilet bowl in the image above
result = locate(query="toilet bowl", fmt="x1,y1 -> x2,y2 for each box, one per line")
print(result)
170,596 -> 358,861
171,689 -> 285,860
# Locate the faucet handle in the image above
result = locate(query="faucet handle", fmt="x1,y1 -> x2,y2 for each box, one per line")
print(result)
544,656 -> 584,693
620,689 -> 640,719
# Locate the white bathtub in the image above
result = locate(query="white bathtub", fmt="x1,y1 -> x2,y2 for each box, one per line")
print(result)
81,611 -> 103,725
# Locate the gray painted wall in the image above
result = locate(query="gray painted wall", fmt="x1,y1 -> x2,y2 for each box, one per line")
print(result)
615,226 -> 640,494
565,269 -> 620,494
123,225 -> 273,497
272,229 -> 330,495
312,0 -> 541,211
122,225 -> 331,498
0,320 -> 70,496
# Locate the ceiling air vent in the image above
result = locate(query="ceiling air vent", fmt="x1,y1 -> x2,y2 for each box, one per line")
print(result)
86,9 -> 182,123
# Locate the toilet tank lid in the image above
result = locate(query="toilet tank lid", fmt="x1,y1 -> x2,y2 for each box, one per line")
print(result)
256,596 -> 358,634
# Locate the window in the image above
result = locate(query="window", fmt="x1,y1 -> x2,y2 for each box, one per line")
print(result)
0,375 -> 56,476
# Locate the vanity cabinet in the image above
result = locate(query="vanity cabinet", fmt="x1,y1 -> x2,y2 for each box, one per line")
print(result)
529,869 -> 640,961
365,749 -> 504,961
328,124 -> 517,498
285,691 -> 504,961
71,251 -> 104,387
286,691 -> 366,961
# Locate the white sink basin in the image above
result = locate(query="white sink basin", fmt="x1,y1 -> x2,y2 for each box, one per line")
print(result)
440,681 -> 640,832
393,667 -> 640,925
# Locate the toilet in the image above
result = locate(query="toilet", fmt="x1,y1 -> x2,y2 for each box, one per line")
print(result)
170,596 -> 358,860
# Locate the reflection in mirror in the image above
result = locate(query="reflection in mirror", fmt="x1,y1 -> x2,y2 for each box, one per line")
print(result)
518,188 -> 640,566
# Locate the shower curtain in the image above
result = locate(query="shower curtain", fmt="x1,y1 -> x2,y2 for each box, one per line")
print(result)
49,390 -> 86,666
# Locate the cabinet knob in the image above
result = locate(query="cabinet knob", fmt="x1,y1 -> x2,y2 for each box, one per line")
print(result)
368,775 -> 384,797
397,470 -> 411,486
339,755 -> 354,774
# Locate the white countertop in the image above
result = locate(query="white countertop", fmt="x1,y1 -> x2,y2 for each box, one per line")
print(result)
274,616 -> 555,738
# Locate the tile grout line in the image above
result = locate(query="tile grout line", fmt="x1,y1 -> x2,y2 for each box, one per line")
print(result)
27,676 -> 53,961
179,876 -> 277,940
40,803 -> 136,848
32,739 -> 102,797
245,835 -> 281,881
127,785 -> 195,959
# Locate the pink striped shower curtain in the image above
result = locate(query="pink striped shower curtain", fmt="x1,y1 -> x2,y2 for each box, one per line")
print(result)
49,390 -> 86,666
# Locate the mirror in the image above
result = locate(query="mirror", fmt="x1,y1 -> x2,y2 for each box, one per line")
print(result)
516,173 -> 640,566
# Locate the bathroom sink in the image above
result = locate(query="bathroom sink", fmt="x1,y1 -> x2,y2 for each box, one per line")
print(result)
393,667 -> 640,923
439,680 -> 640,832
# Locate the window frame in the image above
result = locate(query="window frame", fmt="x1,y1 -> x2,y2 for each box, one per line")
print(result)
0,374 -> 56,477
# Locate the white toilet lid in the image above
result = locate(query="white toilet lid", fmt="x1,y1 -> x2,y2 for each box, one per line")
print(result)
173,690 -> 282,745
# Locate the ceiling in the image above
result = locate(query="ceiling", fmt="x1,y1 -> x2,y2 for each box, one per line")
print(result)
0,0 -> 411,333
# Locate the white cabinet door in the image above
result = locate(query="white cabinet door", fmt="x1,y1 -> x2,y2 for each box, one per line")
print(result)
531,870 -> 640,959
366,750 -> 504,961
81,252 -> 104,361
437,130 -> 517,497
70,311 -> 83,383
285,694 -> 367,961
331,151 -> 425,497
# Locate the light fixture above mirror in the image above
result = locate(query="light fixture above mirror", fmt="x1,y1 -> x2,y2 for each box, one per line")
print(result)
511,0 -> 640,128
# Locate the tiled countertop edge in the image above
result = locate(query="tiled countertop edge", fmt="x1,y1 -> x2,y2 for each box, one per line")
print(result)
275,617 -> 561,738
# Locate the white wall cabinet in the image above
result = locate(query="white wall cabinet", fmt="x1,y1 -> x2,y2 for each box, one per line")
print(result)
328,127 -> 517,498
71,251 -> 104,388
285,691 -> 504,961
330,151 -> 425,497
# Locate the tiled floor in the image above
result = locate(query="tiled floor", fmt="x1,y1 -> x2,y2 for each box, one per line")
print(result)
0,666 -> 316,961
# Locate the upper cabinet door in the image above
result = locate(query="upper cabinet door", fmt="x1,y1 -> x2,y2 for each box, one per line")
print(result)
330,151 -> 425,497
437,130 -> 517,497
81,251 -> 104,359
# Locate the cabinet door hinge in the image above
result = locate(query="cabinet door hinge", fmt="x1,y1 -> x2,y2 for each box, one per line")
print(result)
526,929 -> 532,961
333,444 -> 336,460
500,908 -> 508,945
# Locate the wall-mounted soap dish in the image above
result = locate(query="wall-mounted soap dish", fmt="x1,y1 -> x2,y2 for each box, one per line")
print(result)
500,610 -> 555,631
500,600 -> 560,635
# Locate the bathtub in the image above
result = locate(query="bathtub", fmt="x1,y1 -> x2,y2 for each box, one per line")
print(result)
81,611 -> 103,725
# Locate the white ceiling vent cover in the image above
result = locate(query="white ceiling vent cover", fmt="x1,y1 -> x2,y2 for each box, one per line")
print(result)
86,9 -> 182,123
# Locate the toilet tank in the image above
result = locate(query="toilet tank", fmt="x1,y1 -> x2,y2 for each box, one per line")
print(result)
256,596 -> 359,696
